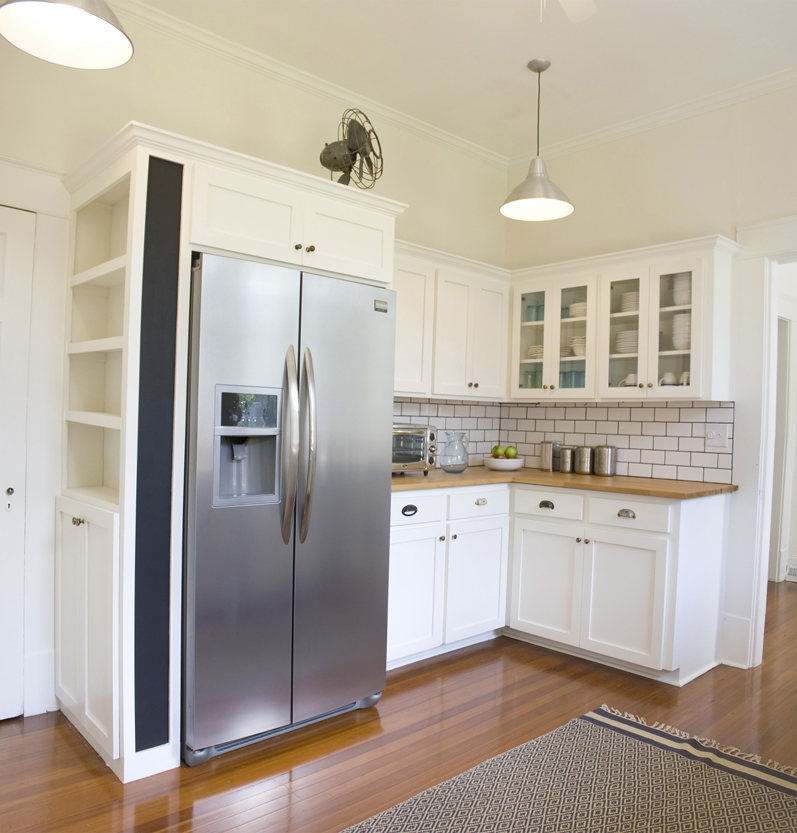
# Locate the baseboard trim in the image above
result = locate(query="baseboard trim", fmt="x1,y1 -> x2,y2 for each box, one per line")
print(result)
386,630 -> 501,671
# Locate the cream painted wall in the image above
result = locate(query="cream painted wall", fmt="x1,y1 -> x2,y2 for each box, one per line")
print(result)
0,16 -> 507,267
506,85 -> 797,269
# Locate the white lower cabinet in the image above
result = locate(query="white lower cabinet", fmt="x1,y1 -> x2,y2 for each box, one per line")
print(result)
387,523 -> 447,661
445,516 -> 509,644
55,496 -> 120,760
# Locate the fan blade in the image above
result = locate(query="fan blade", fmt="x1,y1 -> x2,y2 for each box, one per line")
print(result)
364,154 -> 374,175
347,119 -> 369,153
358,155 -> 364,181
338,171 -> 351,186
558,0 -> 596,23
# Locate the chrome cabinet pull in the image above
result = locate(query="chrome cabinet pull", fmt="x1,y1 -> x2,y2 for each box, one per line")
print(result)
539,500 -> 554,510
617,508 -> 636,519
72,517 -> 85,526
280,345 -> 300,544
299,347 -> 317,544
475,498 -> 487,506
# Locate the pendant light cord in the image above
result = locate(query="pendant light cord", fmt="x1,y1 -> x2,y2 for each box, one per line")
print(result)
536,70 -> 541,157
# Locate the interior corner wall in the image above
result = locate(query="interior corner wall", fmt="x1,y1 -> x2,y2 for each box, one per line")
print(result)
504,85 -> 797,270
0,15 -> 507,268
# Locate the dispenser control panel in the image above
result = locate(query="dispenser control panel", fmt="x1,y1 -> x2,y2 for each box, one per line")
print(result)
213,384 -> 282,508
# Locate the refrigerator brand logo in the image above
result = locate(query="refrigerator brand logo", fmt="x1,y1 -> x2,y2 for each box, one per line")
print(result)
374,300 -> 389,313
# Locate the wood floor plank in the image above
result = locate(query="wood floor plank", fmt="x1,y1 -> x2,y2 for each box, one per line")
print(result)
3,582 -> 797,833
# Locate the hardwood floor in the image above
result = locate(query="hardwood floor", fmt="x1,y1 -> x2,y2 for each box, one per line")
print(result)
4,581 -> 797,832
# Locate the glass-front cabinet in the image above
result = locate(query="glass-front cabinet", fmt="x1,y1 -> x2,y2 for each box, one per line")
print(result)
511,273 -> 597,400
598,259 -> 701,399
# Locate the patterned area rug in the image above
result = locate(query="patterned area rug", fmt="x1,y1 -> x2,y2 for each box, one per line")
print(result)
344,706 -> 797,832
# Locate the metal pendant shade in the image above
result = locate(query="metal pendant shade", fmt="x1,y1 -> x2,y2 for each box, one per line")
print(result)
0,0 -> 133,69
501,59 -> 574,222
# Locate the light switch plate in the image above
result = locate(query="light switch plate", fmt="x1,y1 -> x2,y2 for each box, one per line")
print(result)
705,423 -> 729,448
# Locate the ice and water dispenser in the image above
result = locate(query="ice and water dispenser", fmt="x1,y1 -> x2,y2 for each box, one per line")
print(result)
213,385 -> 281,507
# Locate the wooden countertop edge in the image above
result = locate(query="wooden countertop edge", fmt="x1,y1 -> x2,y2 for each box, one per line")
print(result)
390,467 -> 738,500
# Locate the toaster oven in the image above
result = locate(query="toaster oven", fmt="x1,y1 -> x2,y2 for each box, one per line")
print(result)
392,424 -> 437,475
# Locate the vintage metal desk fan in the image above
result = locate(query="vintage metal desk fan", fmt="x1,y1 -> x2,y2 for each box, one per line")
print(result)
320,109 -> 383,188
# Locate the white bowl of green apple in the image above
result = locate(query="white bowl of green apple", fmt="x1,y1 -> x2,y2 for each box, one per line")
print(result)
484,445 -> 524,470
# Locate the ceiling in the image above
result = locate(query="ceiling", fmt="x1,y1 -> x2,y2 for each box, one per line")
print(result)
136,0 -> 797,162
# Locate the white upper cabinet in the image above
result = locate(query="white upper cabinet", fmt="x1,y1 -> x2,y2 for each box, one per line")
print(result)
433,269 -> 509,399
393,254 -> 436,396
510,272 -> 598,400
191,162 -> 402,284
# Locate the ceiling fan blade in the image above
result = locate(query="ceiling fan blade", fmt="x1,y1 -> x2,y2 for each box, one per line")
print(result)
558,0 -> 597,23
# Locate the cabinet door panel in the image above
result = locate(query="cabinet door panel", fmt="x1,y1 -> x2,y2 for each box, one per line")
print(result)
470,281 -> 508,399
580,529 -> 668,669
433,271 -> 472,395
510,519 -> 583,646
303,196 -> 394,283
550,274 -> 597,399
511,282 -> 550,399
387,524 -> 446,661
191,164 -> 304,265
55,503 -> 85,712
445,516 -> 509,643
393,257 -> 435,395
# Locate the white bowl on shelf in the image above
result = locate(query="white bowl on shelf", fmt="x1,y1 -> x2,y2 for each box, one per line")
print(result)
484,456 -> 524,471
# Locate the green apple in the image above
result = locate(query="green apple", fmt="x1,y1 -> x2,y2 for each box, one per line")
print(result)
505,446 -> 518,459
492,445 -> 505,458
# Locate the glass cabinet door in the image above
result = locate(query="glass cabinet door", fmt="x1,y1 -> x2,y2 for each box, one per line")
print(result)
552,278 -> 595,398
516,288 -> 547,394
600,268 -> 650,398
649,263 -> 700,398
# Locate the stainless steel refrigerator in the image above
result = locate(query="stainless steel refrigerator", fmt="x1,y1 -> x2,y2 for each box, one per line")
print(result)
183,253 -> 396,765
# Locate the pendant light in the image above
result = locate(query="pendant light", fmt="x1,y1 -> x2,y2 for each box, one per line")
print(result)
501,59 -> 574,221
0,0 -> 133,69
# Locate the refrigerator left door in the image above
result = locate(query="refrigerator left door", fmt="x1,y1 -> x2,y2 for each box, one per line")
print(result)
185,254 -> 301,755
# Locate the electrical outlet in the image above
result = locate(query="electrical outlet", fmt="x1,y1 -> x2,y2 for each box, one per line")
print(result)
705,423 -> 729,448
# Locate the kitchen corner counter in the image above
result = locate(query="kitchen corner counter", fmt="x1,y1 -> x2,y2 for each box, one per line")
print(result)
391,466 -> 738,500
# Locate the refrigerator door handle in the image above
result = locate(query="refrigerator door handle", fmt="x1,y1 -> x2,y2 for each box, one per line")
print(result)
299,347 -> 317,543
280,345 -> 300,544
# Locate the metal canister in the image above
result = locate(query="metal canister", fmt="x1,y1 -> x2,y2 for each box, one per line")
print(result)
593,445 -> 618,476
574,445 -> 593,475
559,446 -> 575,473
540,441 -> 561,471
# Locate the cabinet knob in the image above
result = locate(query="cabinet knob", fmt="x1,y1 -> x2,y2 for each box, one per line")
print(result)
439,535 -> 445,541
5,487 -> 13,496
584,538 -> 590,544
474,383 -> 479,388
576,537 -> 582,543
550,384 -> 555,389
306,245 -> 316,252
617,508 -> 636,519
543,384 -> 548,390
452,534 -> 458,540
294,244 -> 302,250
638,383 -> 644,388
475,498 -> 487,505
468,382 -> 473,387
647,382 -> 653,388
72,517 -> 85,526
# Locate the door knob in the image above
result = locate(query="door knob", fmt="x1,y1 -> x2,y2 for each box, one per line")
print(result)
306,245 -> 315,252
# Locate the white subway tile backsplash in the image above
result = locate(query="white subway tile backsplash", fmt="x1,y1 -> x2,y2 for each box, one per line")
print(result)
396,398 -> 734,482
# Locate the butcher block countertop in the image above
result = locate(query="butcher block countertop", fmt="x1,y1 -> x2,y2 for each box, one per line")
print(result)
391,467 -> 738,500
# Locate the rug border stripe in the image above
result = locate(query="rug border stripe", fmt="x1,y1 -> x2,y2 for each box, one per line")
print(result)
584,708 -> 797,796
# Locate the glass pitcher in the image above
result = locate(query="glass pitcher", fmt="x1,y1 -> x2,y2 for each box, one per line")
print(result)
439,431 -> 469,473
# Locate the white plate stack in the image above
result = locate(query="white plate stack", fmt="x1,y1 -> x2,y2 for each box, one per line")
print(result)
570,335 -> 586,357
614,330 -> 639,354
672,312 -> 691,350
621,292 -> 639,312
568,302 -> 587,318
560,345 -> 572,357
527,345 -> 544,360
673,273 -> 691,306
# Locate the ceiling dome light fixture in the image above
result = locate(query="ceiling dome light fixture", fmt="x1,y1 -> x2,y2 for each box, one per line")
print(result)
0,0 -> 133,69
501,58 -> 574,222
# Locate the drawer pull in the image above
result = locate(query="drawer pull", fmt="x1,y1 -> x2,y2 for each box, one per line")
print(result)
617,508 -> 636,519
72,517 -> 85,526
539,500 -> 554,510
475,498 -> 488,506
401,504 -> 418,517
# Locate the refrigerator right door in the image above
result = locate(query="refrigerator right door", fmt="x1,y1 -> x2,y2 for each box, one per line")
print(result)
292,274 -> 396,723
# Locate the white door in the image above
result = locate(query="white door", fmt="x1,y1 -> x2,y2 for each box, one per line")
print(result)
444,515 -> 509,644
580,529 -> 669,670
509,519 -> 584,647
386,523 -> 447,662
0,206 -> 36,720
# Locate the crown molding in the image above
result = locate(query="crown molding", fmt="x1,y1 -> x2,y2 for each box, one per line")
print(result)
508,66 -> 797,170
395,239 -> 510,283
110,0 -> 507,172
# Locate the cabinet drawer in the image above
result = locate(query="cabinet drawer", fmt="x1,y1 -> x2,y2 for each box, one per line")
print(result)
448,489 -> 509,520
514,488 -> 584,521
588,497 -> 671,533
391,493 -> 447,527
